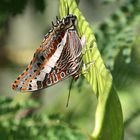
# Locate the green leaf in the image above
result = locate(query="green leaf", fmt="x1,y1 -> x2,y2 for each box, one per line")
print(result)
95,0 -> 139,70
59,0 -> 124,140
0,97 -> 88,140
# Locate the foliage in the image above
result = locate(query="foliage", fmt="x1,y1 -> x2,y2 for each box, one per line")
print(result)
0,0 -> 45,28
0,97 -> 88,140
60,0 -> 123,140
96,0 -> 140,71
0,0 -> 140,140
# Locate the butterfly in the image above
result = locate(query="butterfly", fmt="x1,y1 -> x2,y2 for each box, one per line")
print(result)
12,14 -> 84,92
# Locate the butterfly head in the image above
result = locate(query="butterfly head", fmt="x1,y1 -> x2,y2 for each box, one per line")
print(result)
53,14 -> 77,31
64,14 -> 77,26
65,14 -> 77,28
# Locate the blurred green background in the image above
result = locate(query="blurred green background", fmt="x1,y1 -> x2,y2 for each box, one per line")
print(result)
0,0 -> 140,140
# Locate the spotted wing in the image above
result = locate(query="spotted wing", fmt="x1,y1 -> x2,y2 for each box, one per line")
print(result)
12,28 -> 82,91
42,29 -> 83,88
12,26 -> 67,91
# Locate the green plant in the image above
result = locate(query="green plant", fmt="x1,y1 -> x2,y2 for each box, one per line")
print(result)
3,0 -> 140,139
60,0 -> 123,140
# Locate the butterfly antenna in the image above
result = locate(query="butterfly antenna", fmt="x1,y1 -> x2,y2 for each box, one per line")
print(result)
52,21 -> 54,26
56,16 -> 59,20
67,6 -> 69,15
65,0 -> 69,15
66,78 -> 74,107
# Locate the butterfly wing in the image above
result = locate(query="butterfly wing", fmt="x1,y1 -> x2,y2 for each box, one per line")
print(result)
42,29 -> 83,89
12,15 -> 83,92
12,28 -> 67,91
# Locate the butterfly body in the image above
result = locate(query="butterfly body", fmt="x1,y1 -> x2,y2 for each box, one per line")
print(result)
12,14 -> 83,92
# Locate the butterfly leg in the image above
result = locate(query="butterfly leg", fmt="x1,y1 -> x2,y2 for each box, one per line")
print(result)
82,48 -> 94,55
80,35 -> 86,49
81,35 -> 92,55
82,61 -> 95,75
81,36 -> 96,55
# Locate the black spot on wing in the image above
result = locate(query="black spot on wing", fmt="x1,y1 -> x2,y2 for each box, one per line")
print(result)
26,68 -> 29,71
28,87 -> 32,90
43,76 -> 52,87
29,84 -> 32,87
30,61 -> 33,65
40,55 -> 45,61
17,77 -> 20,80
50,66 -> 57,73
60,72 -> 65,78
34,70 -> 37,73
44,73 -> 49,80
37,81 -> 42,89
53,74 -> 58,82
37,62 -> 41,67
47,78 -> 51,85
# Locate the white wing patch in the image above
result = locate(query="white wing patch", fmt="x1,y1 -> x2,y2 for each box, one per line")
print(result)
42,31 -> 68,73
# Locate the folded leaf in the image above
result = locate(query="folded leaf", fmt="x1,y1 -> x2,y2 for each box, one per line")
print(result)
60,0 -> 124,140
